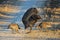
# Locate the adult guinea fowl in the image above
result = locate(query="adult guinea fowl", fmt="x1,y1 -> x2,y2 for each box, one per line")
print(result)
22,8 -> 41,33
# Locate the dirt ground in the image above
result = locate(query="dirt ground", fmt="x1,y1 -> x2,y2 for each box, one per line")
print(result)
0,29 -> 60,40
